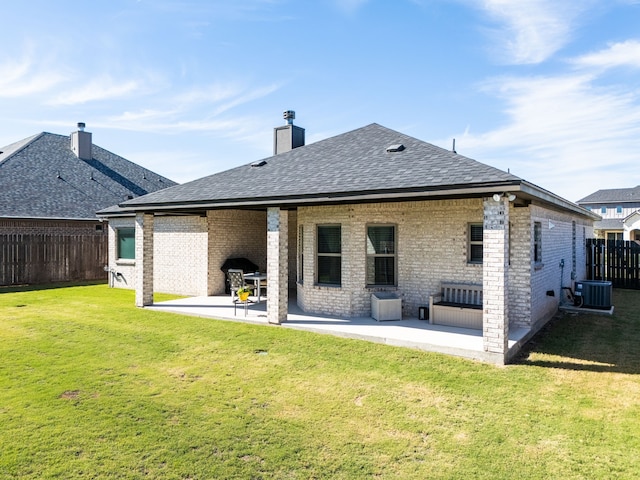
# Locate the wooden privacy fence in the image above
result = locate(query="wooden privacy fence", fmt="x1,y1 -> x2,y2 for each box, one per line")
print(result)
586,239 -> 640,289
0,233 -> 107,286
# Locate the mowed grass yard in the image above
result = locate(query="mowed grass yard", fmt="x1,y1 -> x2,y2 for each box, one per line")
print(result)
1,284 -> 639,479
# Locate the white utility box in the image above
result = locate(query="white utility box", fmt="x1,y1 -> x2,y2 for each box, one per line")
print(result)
371,292 -> 402,321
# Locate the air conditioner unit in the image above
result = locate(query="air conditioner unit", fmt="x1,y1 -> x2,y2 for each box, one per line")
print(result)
574,280 -> 612,309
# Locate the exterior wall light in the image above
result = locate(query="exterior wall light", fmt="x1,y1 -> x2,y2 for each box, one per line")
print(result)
493,193 -> 517,202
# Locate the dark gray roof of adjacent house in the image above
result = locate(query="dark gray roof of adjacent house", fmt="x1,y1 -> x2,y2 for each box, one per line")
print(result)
594,218 -> 624,230
577,185 -> 640,204
0,131 -> 176,220
116,123 -> 524,211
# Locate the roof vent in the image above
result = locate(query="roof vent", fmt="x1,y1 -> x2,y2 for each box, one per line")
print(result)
283,110 -> 295,125
386,144 -> 405,153
251,160 -> 267,167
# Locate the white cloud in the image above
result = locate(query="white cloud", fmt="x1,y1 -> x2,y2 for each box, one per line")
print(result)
572,39 -> 640,70
173,84 -> 243,105
473,0 -> 594,64
48,76 -> 144,105
0,56 -> 67,97
210,83 -> 282,116
453,72 -> 640,200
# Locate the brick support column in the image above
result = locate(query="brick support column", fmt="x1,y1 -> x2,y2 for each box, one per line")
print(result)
135,212 -> 154,307
483,196 -> 509,363
206,210 -> 216,296
267,207 -> 288,324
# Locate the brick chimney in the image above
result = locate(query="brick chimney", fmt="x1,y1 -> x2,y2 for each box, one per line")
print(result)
70,122 -> 92,160
273,110 -> 305,155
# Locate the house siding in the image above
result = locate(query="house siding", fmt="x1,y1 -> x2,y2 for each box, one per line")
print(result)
206,210 -> 268,295
528,206 -> 592,328
108,210 -> 273,296
297,199 -> 484,318
106,198 -> 593,333
296,199 -> 592,325
508,206 -> 533,328
109,215 -> 209,296
154,216 -> 208,296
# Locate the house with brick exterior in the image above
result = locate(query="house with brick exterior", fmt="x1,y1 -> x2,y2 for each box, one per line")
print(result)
99,114 -> 598,364
0,123 -> 176,285
577,186 -> 640,242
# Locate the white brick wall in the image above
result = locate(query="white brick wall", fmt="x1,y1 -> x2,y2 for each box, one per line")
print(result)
297,199 -> 485,317
107,198 -> 593,331
154,216 -> 208,296
108,215 -> 209,296
527,205 -> 593,327
206,209 -> 268,295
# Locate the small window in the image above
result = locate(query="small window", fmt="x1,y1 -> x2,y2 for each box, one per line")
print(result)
298,225 -> 304,284
366,225 -> 396,286
317,225 -> 341,285
607,232 -> 623,242
616,206 -> 623,214
601,206 -> 607,214
534,222 -> 542,264
117,228 -> 135,260
468,223 -> 483,263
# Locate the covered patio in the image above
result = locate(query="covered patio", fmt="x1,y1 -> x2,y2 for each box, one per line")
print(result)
146,293 -> 532,364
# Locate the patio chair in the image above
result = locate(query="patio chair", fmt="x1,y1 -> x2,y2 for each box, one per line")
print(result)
227,269 -> 254,314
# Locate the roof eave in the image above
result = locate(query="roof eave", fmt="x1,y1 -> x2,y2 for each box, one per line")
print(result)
519,182 -> 600,220
109,181 -> 522,213
0,214 -> 103,222
106,180 -> 598,221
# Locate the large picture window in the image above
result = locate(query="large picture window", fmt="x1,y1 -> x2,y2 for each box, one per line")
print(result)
468,223 -> 483,263
117,228 -> 135,260
317,225 -> 341,285
366,225 -> 396,286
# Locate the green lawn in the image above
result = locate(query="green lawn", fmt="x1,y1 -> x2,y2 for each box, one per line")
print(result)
1,284 -> 639,479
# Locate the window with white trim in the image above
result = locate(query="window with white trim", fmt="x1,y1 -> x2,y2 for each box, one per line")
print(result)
117,228 -> 135,260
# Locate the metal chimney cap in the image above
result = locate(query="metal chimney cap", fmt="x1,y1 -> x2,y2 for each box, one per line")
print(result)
283,110 -> 295,125
77,122 -> 86,131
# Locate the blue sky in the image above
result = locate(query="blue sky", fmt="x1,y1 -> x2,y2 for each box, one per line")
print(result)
1,0 -> 639,202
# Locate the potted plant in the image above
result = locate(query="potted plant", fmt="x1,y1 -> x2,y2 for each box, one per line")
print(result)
237,286 -> 251,302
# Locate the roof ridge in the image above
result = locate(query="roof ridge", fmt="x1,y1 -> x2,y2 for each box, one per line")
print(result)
0,132 -> 46,166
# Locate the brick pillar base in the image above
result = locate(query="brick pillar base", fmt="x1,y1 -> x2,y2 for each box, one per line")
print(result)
267,207 -> 288,324
483,197 -> 509,364
135,212 -> 154,307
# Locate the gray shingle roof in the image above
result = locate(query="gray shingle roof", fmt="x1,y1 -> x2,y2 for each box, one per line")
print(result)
120,123 -> 522,209
577,185 -> 640,204
0,132 -> 176,220
594,218 -> 624,230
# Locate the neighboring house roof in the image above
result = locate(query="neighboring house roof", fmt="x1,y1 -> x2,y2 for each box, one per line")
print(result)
594,218 -> 624,230
0,131 -> 176,221
625,210 -> 640,222
107,123 -> 594,219
577,185 -> 640,204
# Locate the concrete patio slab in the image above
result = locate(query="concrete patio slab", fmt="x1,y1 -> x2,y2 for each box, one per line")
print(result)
147,294 -> 531,364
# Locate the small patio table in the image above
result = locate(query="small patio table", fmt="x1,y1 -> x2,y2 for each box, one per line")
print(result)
244,272 -> 267,303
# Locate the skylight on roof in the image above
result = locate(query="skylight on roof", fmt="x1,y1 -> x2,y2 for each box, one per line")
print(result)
386,144 -> 405,152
